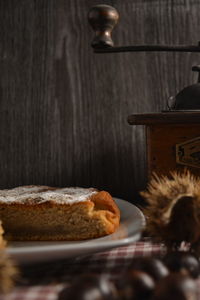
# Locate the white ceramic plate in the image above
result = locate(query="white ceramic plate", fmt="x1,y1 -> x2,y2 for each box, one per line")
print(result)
6,198 -> 145,264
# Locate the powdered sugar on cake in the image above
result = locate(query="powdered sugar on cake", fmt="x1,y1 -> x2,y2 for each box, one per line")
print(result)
0,186 -> 97,204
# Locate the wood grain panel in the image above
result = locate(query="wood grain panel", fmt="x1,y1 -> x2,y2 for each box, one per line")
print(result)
0,0 -> 200,204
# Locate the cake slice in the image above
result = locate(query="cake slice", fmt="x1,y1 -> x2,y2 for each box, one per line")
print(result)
0,186 -> 120,241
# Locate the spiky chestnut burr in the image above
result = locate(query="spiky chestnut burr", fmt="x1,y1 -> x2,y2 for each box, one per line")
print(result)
141,170 -> 200,253
0,251 -> 18,294
0,221 -> 18,294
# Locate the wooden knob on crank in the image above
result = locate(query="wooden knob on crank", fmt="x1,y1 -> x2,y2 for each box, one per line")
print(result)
88,4 -> 119,49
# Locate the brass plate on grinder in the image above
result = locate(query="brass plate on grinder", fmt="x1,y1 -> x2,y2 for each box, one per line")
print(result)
176,137 -> 200,168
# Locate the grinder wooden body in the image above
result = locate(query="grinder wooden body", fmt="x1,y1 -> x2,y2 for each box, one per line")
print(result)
128,112 -> 200,177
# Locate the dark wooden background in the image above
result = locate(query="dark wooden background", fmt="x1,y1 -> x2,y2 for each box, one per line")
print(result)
0,0 -> 200,204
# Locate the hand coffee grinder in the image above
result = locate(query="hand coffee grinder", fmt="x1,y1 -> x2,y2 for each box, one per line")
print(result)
88,4 -> 200,178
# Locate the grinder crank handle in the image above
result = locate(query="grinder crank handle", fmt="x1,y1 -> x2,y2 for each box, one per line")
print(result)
88,4 -> 119,49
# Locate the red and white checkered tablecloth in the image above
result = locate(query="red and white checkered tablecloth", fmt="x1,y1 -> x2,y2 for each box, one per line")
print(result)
1,240 -> 200,300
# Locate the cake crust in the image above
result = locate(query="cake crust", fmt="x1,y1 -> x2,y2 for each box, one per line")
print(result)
0,186 -> 120,241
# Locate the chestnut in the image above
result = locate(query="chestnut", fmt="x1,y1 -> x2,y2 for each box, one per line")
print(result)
129,257 -> 169,281
152,273 -> 197,300
163,251 -> 200,278
118,270 -> 155,300
58,274 -> 119,300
